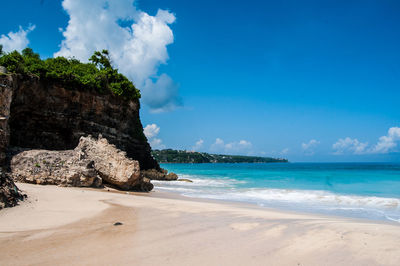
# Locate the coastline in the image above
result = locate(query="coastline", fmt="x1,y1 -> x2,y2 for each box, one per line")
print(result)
1,183 -> 400,266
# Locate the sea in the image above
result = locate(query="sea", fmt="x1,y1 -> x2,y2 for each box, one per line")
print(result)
152,163 -> 400,223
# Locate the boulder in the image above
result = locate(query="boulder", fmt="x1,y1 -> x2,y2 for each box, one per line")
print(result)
11,149 -> 101,187
177,178 -> 193,183
166,172 -> 178,180
0,168 -> 25,209
10,136 -> 152,191
141,168 -> 178,181
76,136 -> 141,190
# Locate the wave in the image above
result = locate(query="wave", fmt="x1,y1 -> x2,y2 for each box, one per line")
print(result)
152,176 -> 400,223
152,175 -> 246,188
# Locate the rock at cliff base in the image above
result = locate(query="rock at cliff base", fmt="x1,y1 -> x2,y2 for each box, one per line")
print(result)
11,149 -> 101,187
10,136 -> 152,191
141,169 -> 179,181
0,169 -> 25,209
177,178 -> 193,183
76,136 -> 141,190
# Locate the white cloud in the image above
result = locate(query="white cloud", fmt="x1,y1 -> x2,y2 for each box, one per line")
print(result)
280,148 -> 289,155
332,127 -> 400,155
144,123 -> 165,149
192,139 -> 204,151
55,0 -> 180,112
210,138 -> 252,154
332,137 -> 368,155
301,139 -> 320,154
0,25 -> 35,53
149,138 -> 165,150
371,127 -> 400,154
144,124 -> 160,139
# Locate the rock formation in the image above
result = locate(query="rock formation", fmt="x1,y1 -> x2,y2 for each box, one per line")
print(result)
10,136 -> 153,191
0,168 -> 25,209
141,169 -> 178,181
0,71 -> 178,204
11,148 -> 100,187
0,73 -> 158,170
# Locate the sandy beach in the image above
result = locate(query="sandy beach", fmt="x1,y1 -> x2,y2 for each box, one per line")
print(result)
0,183 -> 399,266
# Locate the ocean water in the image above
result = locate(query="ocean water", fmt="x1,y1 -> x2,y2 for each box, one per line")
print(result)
153,163 -> 400,223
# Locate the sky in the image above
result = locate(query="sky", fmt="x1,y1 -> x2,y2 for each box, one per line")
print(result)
1,0 -> 400,162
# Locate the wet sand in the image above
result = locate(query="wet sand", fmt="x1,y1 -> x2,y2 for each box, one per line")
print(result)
0,183 -> 399,266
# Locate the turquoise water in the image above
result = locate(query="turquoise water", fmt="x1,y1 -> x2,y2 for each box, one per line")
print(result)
153,163 -> 400,222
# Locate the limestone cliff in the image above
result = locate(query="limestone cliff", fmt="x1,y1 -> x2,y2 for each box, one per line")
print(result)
0,73 -> 159,170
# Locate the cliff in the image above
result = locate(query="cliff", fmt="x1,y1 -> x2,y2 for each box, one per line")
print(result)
0,73 -> 158,170
0,72 -> 167,206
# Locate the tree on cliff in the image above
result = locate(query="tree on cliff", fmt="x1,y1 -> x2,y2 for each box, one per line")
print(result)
89,49 -> 112,70
89,49 -> 140,99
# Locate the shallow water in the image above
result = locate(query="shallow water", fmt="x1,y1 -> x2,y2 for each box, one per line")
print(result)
153,163 -> 400,222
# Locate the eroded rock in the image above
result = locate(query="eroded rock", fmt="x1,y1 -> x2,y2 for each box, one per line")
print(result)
76,136 -> 142,190
11,149 -> 101,187
0,168 -> 25,209
141,168 -> 178,181
10,136 -> 152,191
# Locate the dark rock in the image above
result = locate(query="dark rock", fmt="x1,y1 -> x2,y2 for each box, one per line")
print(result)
178,178 -> 193,183
165,172 -> 178,180
113,222 -> 123,226
140,168 -> 178,181
0,168 -> 25,209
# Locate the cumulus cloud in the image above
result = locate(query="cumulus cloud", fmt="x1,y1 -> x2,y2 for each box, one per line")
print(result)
210,138 -> 252,154
280,148 -> 289,155
332,127 -> 400,155
55,0 -> 180,112
149,138 -> 165,150
371,127 -> 400,154
192,139 -> 204,151
143,124 -> 160,139
0,25 -> 35,53
332,137 -> 368,155
301,139 -> 320,154
144,124 -> 165,149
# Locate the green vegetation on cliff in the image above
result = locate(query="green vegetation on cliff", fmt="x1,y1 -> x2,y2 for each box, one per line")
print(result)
0,48 -> 140,100
151,149 -> 288,163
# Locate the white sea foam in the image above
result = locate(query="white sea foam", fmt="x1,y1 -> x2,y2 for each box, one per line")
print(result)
152,176 -> 245,188
153,176 -> 400,222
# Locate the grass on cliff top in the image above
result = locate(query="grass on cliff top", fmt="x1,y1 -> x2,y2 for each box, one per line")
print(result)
0,46 -> 140,101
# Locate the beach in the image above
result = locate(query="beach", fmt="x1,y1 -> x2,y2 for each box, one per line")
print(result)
0,183 -> 399,266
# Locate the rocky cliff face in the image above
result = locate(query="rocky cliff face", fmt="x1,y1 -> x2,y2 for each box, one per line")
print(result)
0,74 -> 159,171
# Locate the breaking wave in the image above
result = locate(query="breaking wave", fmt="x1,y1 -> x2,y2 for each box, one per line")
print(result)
152,175 -> 400,223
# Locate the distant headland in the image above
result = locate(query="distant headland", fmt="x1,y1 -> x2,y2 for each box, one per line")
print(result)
151,149 -> 288,163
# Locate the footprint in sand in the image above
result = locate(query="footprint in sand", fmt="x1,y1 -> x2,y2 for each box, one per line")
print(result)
230,222 -> 260,231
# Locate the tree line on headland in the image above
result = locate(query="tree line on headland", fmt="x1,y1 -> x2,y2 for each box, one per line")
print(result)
152,149 -> 288,163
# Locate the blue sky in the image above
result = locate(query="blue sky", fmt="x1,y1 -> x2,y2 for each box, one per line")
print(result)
1,0 -> 400,162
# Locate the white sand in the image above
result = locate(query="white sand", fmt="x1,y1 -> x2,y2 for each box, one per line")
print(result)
0,183 -> 399,266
